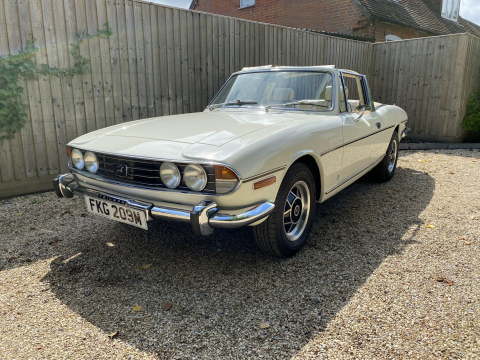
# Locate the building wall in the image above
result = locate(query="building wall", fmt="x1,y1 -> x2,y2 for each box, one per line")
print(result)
194,0 -> 365,34
194,0 -> 433,42
355,20 -> 431,42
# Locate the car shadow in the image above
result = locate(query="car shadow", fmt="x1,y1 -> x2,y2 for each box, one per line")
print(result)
19,165 -> 432,359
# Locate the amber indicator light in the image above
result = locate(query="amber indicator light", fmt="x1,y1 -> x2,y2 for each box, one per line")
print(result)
215,166 -> 238,180
253,176 -> 276,190
66,146 -> 72,157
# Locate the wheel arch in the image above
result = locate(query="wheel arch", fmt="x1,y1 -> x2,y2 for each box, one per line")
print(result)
394,124 -> 400,141
289,153 -> 323,202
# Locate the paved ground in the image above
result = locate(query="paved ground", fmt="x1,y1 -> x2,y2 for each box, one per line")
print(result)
0,149 -> 479,359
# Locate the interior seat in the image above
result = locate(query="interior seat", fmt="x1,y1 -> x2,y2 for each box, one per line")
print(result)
271,88 -> 294,103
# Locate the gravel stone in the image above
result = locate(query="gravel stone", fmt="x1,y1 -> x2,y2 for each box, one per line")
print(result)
0,149 -> 479,359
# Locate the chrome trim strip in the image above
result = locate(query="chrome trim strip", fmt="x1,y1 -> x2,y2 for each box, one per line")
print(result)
54,173 -> 75,198
150,205 -> 193,223
190,201 -> 217,236
209,202 -> 275,229
325,154 -> 384,195
320,125 -> 396,157
242,166 -> 286,183
401,127 -> 411,138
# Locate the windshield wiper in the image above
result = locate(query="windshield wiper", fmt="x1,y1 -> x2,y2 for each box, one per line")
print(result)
264,100 -> 331,112
208,99 -> 258,111
283,100 -> 330,108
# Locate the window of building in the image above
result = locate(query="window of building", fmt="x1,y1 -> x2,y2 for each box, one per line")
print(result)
441,0 -> 460,22
240,0 -> 255,9
385,34 -> 402,42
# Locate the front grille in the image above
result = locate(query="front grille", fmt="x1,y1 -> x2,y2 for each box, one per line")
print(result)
82,151 -> 216,193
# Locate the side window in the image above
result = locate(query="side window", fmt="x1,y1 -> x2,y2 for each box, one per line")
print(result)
240,0 -> 255,8
341,73 -> 369,114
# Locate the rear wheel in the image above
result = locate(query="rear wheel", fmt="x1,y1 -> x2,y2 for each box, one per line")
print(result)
372,131 -> 399,182
253,162 -> 316,258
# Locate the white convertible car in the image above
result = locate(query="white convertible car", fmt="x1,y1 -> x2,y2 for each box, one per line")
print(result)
54,65 -> 409,257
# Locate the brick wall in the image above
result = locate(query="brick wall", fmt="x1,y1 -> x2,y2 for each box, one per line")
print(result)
195,0 -> 365,34
355,20 -> 431,42
194,0 -> 432,42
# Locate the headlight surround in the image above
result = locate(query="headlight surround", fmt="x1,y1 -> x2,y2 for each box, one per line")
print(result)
71,149 -> 84,170
84,151 -> 99,173
160,162 -> 181,188
184,164 -> 207,191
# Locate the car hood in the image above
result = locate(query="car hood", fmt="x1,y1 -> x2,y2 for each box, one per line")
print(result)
68,109 -> 308,161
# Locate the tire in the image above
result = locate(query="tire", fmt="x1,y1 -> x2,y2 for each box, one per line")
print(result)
252,162 -> 316,258
372,131 -> 399,182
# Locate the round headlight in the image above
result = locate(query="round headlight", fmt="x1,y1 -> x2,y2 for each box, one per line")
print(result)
184,164 -> 207,191
71,149 -> 84,170
160,162 -> 181,188
84,151 -> 99,173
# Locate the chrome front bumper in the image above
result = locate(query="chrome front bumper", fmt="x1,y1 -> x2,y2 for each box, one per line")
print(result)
401,127 -> 411,138
53,173 -> 274,236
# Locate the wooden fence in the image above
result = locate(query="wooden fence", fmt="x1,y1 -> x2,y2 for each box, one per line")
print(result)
371,34 -> 480,142
0,0 -> 479,196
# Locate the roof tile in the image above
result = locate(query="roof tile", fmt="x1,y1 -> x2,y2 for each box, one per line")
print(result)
355,0 -> 472,35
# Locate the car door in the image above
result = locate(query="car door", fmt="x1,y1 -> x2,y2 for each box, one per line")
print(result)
339,72 -> 383,182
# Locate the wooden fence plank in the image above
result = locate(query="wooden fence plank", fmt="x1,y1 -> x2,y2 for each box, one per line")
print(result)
173,9 -> 182,113
116,0 -> 132,122
157,6 -> 169,115
239,20 -> 245,70
187,10 -> 196,113
106,0 -> 124,124
149,3 -> 159,117
142,3 -> 155,118
134,1 -> 147,118
96,0 -> 115,128
180,9 -> 189,113
165,7 -> 176,114
193,12 -> 201,111
206,15 -> 213,103
199,13 -> 207,109
125,0 -> 139,120
0,0 -> 15,181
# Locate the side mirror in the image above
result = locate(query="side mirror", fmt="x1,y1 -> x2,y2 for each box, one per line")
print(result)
354,106 -> 366,122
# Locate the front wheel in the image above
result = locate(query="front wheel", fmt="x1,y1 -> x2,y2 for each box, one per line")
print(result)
252,162 -> 316,258
372,130 -> 399,182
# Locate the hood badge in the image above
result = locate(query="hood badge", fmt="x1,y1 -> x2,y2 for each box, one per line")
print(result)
115,164 -> 128,177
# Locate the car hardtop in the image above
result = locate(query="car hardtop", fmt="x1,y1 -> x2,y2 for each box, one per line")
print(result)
234,65 -> 361,76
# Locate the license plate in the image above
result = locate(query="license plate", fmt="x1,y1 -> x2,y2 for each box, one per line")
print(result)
85,195 -> 148,230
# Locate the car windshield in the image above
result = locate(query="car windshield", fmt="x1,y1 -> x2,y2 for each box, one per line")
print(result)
210,71 -> 334,111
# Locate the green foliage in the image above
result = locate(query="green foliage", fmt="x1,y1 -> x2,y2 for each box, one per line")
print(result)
0,23 -> 113,145
462,91 -> 480,132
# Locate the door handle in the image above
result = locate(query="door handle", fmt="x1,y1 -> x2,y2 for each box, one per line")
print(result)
354,107 -> 365,122
376,122 -> 381,129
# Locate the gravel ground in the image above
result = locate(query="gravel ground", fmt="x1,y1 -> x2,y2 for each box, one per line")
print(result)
0,149 -> 479,359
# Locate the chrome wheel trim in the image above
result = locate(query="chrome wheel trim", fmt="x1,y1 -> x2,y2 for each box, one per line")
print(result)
283,180 -> 311,242
387,140 -> 397,173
